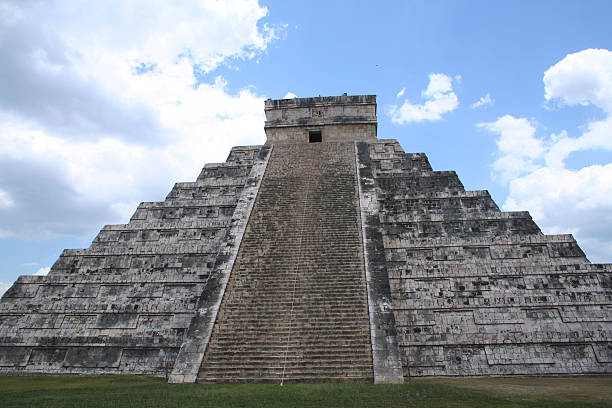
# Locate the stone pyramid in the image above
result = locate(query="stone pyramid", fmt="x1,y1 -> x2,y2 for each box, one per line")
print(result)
1,95 -> 611,383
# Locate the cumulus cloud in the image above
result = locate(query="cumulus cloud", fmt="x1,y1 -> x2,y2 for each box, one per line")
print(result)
471,93 -> 493,109
0,188 -> 14,209
503,164 -> 612,262
543,48 -> 612,113
423,73 -> 453,97
34,266 -> 50,276
0,281 -> 11,297
478,115 -> 544,183
0,0 -> 280,239
388,73 -> 459,124
481,49 -> 612,262
283,92 -> 298,99
396,87 -> 406,99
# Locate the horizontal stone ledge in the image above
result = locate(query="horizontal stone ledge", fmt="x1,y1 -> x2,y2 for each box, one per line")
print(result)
61,247 -> 220,256
138,199 -> 238,208
265,118 -> 377,128
398,341 -> 611,347
387,264 -> 612,274
382,233 -> 578,246
373,172 -> 458,180
381,211 -> 532,222
14,276 -> 207,284
377,190 -> 492,199
390,302 -> 612,311
101,220 -> 231,230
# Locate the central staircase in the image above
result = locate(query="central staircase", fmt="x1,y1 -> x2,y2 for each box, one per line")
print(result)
197,142 -> 373,383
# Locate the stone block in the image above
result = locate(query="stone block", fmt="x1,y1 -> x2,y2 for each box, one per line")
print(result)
64,347 -> 122,368
0,347 -> 30,367
95,314 -> 138,329
3,284 -> 39,298
28,348 -> 68,369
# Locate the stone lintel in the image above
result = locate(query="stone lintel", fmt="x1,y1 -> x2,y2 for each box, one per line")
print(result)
264,94 -> 376,109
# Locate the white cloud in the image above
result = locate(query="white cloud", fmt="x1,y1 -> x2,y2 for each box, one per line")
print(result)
0,188 -> 14,209
471,93 -> 493,109
396,87 -> 405,99
283,92 -> 298,99
478,115 -> 545,183
34,266 -> 50,276
482,49 -> 612,262
0,281 -> 11,297
388,73 -> 459,124
504,164 -> 612,262
0,1 -> 280,239
422,73 -> 453,98
543,48 -> 612,113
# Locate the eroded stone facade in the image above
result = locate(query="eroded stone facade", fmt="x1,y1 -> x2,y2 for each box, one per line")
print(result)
1,94 -> 610,381
0,146 -> 264,375
264,95 -> 377,144
369,140 -> 612,376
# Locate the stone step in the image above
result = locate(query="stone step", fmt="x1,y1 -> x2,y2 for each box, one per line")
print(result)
216,311 -> 368,319
204,347 -> 373,356
197,142 -> 373,382
210,327 -> 368,335
200,365 -> 374,374
220,297 -> 366,304
200,365 -> 373,375
208,324 -> 369,334
202,354 -> 373,363
205,345 -> 372,354
205,344 -> 372,353
207,334 -> 372,343
216,310 -> 368,318
197,375 -> 373,384
226,284 -> 365,290
210,316 -> 369,327
202,361 -> 374,370
208,338 -> 372,348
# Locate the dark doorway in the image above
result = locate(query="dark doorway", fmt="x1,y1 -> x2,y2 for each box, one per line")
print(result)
309,130 -> 322,143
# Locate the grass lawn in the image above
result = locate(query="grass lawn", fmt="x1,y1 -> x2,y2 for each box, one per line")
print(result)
0,375 -> 611,408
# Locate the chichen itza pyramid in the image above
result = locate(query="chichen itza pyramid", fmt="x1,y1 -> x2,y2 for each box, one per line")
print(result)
1,94 -> 611,383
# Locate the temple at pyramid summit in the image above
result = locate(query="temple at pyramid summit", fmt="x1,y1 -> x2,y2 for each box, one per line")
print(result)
1,94 -> 611,383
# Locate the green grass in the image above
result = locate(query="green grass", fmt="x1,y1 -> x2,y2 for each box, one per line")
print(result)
0,375 -> 611,408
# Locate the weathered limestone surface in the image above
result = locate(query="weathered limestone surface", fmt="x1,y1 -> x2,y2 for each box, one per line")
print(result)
0,145 -> 265,376
369,139 -> 612,377
355,141 -> 404,383
1,94 -> 610,381
197,142 -> 373,382
264,94 -> 377,144
169,145 -> 272,383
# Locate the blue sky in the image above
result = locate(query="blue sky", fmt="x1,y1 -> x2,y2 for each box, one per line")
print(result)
1,0 -> 612,293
